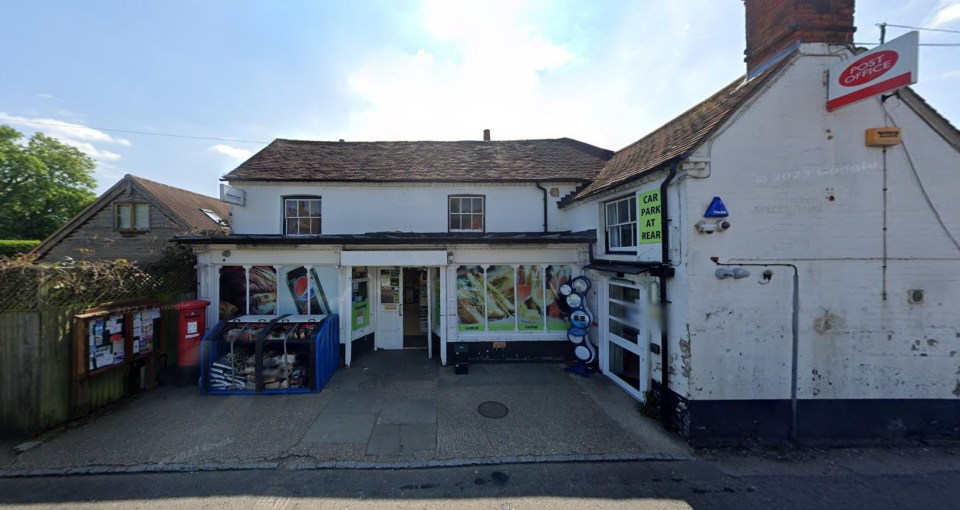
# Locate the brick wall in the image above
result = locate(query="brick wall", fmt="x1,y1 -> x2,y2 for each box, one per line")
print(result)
744,0 -> 855,73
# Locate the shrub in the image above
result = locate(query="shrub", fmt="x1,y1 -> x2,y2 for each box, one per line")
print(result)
0,240 -> 41,258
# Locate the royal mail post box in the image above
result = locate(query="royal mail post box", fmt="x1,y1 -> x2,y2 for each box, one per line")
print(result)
174,300 -> 209,385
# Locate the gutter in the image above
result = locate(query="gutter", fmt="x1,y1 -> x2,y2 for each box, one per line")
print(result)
535,183 -> 549,233
657,160 -> 680,427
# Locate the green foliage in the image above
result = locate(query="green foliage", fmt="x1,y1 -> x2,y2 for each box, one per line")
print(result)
0,253 -> 196,310
0,125 -> 98,240
0,239 -> 41,257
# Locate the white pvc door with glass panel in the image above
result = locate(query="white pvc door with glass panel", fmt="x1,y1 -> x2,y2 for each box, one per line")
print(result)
377,268 -> 403,349
602,281 -> 651,400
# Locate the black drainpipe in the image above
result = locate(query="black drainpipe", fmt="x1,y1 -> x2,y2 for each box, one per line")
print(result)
657,160 -> 680,426
535,183 -> 549,232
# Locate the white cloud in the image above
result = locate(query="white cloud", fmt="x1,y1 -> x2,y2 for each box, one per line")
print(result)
930,2 -> 960,27
209,144 -> 253,159
0,112 -> 129,164
35,93 -> 60,101
943,70 -> 960,78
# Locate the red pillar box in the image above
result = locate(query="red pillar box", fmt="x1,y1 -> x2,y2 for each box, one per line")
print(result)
174,300 -> 209,385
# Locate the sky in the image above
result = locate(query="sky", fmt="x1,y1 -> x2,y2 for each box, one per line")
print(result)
2,0 -> 958,198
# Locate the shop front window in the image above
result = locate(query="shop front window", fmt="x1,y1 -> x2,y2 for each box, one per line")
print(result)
284,196 -> 321,236
456,264 -> 573,332
449,195 -> 484,232
605,195 -> 637,251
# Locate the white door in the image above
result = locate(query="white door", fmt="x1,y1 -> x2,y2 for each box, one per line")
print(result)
376,268 -> 403,349
602,281 -> 651,400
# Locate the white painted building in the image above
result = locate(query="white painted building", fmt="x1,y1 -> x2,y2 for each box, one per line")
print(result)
181,0 -> 960,444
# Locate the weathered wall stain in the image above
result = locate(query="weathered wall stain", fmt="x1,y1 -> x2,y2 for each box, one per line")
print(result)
813,310 -> 843,335
953,380 -> 960,398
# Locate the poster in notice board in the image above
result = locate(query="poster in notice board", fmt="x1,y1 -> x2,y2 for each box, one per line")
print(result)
88,315 -> 125,371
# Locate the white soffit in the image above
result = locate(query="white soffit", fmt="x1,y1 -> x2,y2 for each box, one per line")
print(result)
341,250 -> 447,266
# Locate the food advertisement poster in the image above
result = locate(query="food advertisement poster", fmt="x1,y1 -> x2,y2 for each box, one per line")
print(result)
516,265 -> 544,331
546,265 -> 574,330
456,266 -> 485,331
219,266 -> 338,319
219,266 -> 277,319
486,265 -> 516,331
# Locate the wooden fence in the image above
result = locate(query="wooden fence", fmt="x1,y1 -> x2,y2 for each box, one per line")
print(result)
0,292 -> 192,437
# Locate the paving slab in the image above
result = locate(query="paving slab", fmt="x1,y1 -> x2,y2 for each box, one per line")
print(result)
366,423 -> 437,456
301,413 -> 376,444
323,391 -> 383,414
378,399 -> 437,425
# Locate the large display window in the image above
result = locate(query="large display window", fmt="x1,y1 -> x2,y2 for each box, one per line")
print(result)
218,265 -> 338,320
456,264 -> 574,333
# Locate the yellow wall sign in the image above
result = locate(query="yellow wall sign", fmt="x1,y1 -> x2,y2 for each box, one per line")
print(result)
637,190 -> 662,244
865,127 -> 902,147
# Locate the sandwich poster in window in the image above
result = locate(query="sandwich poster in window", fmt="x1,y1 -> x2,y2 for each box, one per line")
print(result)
516,265 -> 544,331
486,265 -> 516,331
456,266 -> 485,331
277,266 -> 337,316
546,265 -> 574,331
219,266 -> 278,319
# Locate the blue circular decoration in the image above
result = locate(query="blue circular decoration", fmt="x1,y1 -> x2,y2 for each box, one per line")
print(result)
567,331 -> 587,344
569,308 -> 592,329
574,345 -> 595,362
569,326 -> 589,337
571,276 -> 592,294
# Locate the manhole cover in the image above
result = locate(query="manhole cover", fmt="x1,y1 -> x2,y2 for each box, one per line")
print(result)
478,401 -> 509,419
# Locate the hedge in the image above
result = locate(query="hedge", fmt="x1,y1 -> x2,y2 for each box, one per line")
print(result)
0,240 -> 41,258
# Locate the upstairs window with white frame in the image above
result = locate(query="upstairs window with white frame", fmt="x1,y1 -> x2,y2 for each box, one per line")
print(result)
449,195 -> 485,232
116,203 -> 150,232
284,197 -> 321,236
605,195 -> 637,251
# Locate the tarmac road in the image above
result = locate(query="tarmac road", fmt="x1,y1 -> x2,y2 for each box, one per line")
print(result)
2,454 -> 959,510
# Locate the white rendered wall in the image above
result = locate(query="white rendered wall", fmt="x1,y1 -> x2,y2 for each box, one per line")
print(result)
682,47 -> 960,402
228,183 -> 582,235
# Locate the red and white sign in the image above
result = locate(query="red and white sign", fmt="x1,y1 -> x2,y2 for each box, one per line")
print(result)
827,31 -> 918,112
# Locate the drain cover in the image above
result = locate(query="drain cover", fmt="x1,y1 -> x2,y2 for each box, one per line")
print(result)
478,401 -> 509,419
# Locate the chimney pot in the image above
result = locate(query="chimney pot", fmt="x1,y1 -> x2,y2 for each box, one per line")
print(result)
483,129 -> 491,141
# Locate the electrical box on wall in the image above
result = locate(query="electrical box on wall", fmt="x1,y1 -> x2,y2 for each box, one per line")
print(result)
865,127 -> 902,147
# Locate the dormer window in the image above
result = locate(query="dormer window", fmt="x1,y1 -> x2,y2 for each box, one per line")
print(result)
449,195 -> 484,233
116,203 -> 150,232
605,195 -> 637,251
284,196 -> 321,235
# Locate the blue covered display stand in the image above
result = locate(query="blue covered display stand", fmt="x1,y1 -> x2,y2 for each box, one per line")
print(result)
200,314 -> 339,395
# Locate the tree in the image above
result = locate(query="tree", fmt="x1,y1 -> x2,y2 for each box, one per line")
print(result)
0,125 -> 98,240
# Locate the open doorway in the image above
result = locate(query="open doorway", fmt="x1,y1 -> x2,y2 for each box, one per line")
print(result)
402,268 -> 428,349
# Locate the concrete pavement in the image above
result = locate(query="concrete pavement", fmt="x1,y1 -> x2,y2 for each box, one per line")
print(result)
0,350 -> 690,476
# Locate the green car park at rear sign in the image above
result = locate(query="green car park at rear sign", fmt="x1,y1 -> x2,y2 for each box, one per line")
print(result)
637,189 -> 662,244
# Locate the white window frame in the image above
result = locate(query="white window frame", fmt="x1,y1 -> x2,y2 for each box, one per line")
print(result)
448,195 -> 485,233
115,202 -> 150,232
283,196 -> 321,236
605,195 -> 637,252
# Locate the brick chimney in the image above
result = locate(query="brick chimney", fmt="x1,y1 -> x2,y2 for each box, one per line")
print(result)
744,0 -> 856,76
483,129 -> 491,141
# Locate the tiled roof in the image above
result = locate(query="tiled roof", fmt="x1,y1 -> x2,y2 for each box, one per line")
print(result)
223,138 -> 613,183
567,56 -> 793,204
131,176 -> 230,232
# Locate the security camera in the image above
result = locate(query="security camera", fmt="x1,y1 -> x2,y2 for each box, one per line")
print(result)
715,220 -> 731,231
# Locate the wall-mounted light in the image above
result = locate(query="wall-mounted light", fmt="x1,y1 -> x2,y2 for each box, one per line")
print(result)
221,250 -> 231,258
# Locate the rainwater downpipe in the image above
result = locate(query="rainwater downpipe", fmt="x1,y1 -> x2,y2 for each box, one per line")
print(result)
535,183 -> 549,233
657,161 -> 679,425
712,258 -> 801,442
881,147 -> 888,301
